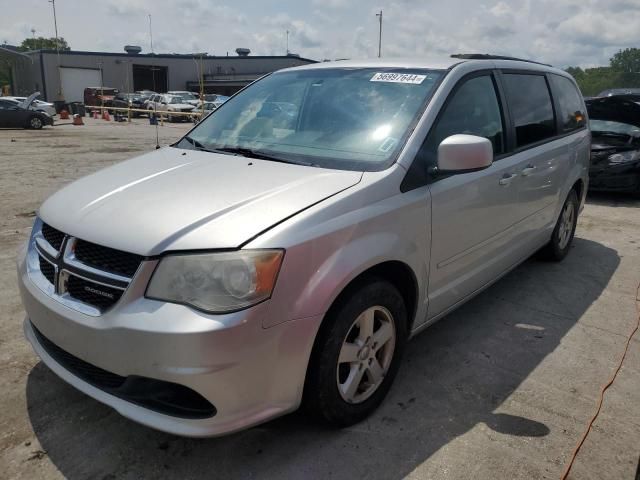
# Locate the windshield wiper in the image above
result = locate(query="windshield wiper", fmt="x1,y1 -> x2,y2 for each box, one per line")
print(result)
182,135 -> 212,151
209,146 -> 313,166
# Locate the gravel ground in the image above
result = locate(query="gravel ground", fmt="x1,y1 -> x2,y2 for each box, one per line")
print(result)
1,118 -> 639,479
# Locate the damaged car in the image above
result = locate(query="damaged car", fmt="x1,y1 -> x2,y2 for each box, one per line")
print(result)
0,92 -> 54,129
586,95 -> 640,194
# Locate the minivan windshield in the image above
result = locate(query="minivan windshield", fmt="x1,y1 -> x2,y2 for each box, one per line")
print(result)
176,68 -> 444,170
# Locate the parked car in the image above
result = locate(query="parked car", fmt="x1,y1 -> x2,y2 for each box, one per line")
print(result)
192,102 -> 218,124
586,94 -> 640,194
83,87 -> 119,108
19,56 -> 588,437
598,88 -> 640,97
147,94 -> 195,122
167,90 -> 199,106
196,94 -> 230,110
2,96 -> 56,116
0,92 -> 53,129
136,90 -> 156,108
111,93 -> 146,117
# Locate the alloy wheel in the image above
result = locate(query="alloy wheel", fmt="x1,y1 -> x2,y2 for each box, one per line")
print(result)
336,306 -> 396,404
558,200 -> 575,249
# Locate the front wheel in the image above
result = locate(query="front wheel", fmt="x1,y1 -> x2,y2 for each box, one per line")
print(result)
304,278 -> 407,427
541,189 -> 579,261
27,116 -> 43,129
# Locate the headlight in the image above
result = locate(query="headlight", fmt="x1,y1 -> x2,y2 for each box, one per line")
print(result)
146,250 -> 284,313
608,150 -> 640,164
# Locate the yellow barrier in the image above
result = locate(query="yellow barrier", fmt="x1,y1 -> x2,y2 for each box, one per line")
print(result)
85,105 -> 207,123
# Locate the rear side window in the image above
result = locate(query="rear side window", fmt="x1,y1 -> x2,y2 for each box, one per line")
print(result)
550,75 -> 586,132
502,74 -> 556,148
424,75 -> 505,161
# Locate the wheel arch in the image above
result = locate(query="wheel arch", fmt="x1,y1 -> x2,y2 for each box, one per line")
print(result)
317,260 -> 419,341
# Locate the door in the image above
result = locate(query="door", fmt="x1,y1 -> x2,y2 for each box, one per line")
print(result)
499,72 -> 566,235
0,99 -> 13,127
60,67 -> 101,103
0,100 -> 27,128
421,73 -> 526,318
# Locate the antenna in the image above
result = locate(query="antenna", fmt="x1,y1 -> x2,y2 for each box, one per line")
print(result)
149,14 -> 160,150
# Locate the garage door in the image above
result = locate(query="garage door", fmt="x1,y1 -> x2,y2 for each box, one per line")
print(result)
60,67 -> 101,103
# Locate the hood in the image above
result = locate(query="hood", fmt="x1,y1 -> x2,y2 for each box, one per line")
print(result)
39,147 -> 362,256
586,95 -> 640,128
19,91 -> 40,110
168,103 -> 194,109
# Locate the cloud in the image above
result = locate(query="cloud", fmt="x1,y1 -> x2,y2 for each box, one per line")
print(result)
312,0 -> 348,8
2,0 -> 639,67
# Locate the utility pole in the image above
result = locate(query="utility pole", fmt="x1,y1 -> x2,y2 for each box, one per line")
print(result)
286,30 -> 290,55
49,0 -> 64,100
376,10 -> 383,58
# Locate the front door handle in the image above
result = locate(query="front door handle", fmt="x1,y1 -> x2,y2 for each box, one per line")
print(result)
521,165 -> 537,176
499,173 -> 518,186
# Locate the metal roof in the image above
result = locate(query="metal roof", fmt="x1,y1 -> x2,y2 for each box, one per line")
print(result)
0,45 -> 33,62
25,49 -> 317,63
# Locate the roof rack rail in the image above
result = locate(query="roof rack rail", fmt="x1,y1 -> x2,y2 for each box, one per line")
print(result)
451,53 -> 552,67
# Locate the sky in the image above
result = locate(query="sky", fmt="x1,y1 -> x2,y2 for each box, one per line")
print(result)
1,0 -> 638,68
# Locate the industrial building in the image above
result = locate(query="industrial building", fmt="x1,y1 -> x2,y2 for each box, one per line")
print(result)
1,45 -> 315,103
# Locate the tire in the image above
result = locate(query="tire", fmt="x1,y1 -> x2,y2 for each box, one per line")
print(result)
303,278 -> 408,427
27,116 -> 43,130
540,189 -> 579,261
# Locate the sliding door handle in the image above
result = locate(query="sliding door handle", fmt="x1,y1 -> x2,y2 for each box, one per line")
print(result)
499,173 -> 518,186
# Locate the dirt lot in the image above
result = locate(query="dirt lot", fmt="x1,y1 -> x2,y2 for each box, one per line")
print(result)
1,118 -> 639,479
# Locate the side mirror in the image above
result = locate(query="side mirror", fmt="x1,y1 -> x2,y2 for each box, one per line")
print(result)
437,134 -> 493,173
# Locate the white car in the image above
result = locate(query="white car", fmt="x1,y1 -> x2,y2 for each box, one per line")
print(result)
3,96 -> 56,116
146,94 -> 195,122
167,91 -> 200,106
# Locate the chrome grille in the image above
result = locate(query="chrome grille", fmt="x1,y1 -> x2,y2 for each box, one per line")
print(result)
38,255 -> 56,284
27,218 -> 143,315
42,223 -> 65,250
74,239 -> 143,278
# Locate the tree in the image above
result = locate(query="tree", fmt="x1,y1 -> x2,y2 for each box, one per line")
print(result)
610,48 -> 640,73
18,36 -> 70,52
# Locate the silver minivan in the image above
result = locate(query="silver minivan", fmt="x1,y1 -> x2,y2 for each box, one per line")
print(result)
18,55 -> 590,437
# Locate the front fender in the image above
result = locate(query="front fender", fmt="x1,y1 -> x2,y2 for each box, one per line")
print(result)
261,187 -> 431,329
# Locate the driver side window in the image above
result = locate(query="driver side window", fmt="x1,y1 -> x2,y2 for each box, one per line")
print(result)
424,75 -> 505,167
402,74 -> 505,191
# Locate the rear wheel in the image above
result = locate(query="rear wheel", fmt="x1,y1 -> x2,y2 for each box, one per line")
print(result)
541,189 -> 578,261
27,116 -> 43,129
304,278 -> 407,427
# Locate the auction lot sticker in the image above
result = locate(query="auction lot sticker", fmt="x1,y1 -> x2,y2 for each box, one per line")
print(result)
370,72 -> 427,84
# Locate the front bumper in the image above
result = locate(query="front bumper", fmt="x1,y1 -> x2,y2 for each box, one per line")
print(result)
18,245 -> 320,437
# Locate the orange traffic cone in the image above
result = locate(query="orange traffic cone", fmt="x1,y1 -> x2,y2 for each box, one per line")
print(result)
59,109 -> 69,120
102,110 -> 111,121
72,114 -> 84,126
